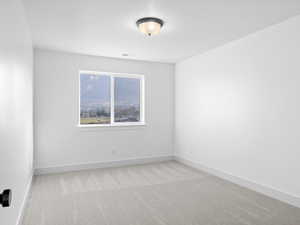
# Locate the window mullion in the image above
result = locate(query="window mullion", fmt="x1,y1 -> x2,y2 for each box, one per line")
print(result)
140,78 -> 144,123
110,76 -> 115,125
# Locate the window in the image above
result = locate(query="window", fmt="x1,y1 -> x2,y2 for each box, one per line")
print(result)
79,71 -> 144,126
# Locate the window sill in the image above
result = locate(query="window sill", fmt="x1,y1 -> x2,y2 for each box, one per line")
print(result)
77,122 -> 147,129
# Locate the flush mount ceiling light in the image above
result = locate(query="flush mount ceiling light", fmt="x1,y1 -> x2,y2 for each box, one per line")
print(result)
136,17 -> 164,36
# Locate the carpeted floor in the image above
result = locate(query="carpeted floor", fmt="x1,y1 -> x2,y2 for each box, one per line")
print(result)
22,161 -> 300,225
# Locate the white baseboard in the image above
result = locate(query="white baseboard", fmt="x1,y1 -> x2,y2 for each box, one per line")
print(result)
34,155 -> 175,175
17,173 -> 33,225
175,156 -> 300,208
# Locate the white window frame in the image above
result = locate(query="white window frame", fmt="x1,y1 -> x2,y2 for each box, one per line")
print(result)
78,70 -> 145,127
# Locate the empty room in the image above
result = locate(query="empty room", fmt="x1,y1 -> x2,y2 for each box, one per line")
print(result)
1,0 -> 300,224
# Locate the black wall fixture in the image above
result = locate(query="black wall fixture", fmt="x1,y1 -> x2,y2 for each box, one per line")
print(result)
0,189 -> 12,207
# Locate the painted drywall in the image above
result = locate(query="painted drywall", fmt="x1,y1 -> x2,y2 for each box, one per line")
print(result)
175,16 -> 300,200
0,0 -> 33,225
34,49 -> 174,169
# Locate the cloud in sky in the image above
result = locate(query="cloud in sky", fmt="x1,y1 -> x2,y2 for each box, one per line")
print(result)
80,74 -> 140,106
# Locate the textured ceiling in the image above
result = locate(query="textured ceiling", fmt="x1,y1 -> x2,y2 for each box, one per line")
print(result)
23,0 -> 300,63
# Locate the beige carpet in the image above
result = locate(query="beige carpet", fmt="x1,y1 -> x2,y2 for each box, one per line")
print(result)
22,161 -> 300,225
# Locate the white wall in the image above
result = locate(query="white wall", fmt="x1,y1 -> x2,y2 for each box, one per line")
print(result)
175,16 -> 300,201
0,1 -> 33,225
34,49 -> 174,169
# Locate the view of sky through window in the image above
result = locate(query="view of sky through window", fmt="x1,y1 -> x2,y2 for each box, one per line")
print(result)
80,74 -> 111,124
115,77 -> 140,122
80,73 -> 142,125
